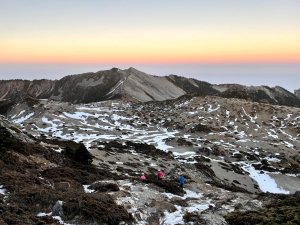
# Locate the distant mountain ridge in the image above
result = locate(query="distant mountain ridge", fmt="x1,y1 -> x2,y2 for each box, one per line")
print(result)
1,67 -> 300,108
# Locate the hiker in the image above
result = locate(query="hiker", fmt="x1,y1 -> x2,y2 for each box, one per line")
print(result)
179,175 -> 185,188
168,166 -> 177,179
157,169 -> 164,180
140,173 -> 146,182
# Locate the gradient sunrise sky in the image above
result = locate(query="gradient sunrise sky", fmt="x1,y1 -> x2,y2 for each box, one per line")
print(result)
0,0 -> 300,90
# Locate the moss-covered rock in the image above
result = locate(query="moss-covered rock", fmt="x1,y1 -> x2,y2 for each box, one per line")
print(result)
225,193 -> 300,225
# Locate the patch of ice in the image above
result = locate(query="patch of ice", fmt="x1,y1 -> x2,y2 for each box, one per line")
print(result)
173,151 -> 196,157
13,112 -> 34,124
105,78 -> 126,96
164,188 -> 202,200
83,185 -> 95,193
285,114 -> 293,120
264,157 -> 281,163
0,185 -> 6,195
53,147 -> 63,153
37,213 -> 74,225
285,173 -> 300,177
226,110 -> 230,118
183,189 -> 203,199
242,163 -> 289,194
77,106 -> 111,112
280,129 -> 299,143
58,114 -> 67,119
39,117 -> 59,133
207,104 -> 220,113
163,200 -> 209,225
236,139 -> 251,143
111,114 -> 131,121
185,204 -> 210,213
188,111 -> 197,115
163,205 -> 184,225
267,131 -> 278,139
242,107 -> 257,123
284,141 -> 294,148
11,110 -> 25,119
138,129 -> 177,151
63,112 -> 92,120
37,212 -> 52,217
53,216 -> 74,225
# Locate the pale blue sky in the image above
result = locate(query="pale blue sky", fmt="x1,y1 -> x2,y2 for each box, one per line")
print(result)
1,0 -> 299,40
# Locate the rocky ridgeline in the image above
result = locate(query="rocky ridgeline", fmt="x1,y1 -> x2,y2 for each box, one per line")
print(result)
1,67 -> 300,107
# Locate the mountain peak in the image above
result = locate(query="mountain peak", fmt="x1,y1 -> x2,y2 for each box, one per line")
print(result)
0,68 -> 299,107
125,67 -> 144,74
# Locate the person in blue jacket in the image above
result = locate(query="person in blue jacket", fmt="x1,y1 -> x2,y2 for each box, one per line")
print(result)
179,175 -> 184,188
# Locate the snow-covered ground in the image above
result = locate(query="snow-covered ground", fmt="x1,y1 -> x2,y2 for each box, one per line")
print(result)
9,97 -> 300,196
163,189 -> 211,225
114,179 -> 213,225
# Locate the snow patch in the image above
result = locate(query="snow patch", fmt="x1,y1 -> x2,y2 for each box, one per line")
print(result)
37,213 -> 74,225
83,185 -> 95,193
242,163 -> 289,194
0,185 -> 6,195
13,112 -> 34,124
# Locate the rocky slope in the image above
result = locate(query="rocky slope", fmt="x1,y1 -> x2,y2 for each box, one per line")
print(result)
0,68 -> 187,103
2,93 -> 300,224
0,115 -> 134,225
1,68 -> 300,107
295,88 -> 300,99
0,79 -> 55,100
215,84 -> 300,108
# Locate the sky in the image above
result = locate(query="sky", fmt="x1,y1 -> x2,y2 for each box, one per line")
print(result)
0,0 -> 300,91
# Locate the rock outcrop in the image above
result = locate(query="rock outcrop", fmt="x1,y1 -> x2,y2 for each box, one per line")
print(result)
295,88 -> 300,99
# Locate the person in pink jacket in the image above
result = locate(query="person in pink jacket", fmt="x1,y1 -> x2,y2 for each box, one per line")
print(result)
140,173 -> 146,182
157,169 -> 164,180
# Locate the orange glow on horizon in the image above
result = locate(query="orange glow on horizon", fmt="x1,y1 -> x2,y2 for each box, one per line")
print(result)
1,1 -> 300,66
1,50 -> 299,65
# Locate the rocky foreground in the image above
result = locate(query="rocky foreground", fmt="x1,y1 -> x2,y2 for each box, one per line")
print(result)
1,95 -> 300,224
